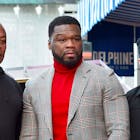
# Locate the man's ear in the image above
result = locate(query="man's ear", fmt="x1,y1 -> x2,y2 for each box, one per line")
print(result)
48,40 -> 52,50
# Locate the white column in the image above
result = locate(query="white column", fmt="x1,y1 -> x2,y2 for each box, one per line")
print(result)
134,43 -> 140,87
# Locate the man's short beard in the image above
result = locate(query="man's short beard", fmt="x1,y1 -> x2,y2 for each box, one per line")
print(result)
52,50 -> 82,68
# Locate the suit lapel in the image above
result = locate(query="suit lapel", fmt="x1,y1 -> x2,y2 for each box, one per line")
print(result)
37,63 -> 91,133
67,62 -> 91,126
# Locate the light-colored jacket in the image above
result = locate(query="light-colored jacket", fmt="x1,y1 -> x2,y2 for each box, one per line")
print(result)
20,62 -> 130,140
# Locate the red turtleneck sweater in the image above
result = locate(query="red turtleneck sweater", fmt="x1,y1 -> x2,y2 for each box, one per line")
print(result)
51,59 -> 82,140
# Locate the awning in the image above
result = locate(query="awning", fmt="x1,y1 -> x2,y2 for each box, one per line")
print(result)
104,0 -> 140,27
77,0 -> 140,35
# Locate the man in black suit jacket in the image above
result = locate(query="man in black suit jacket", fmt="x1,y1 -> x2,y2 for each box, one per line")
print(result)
126,85 -> 140,140
126,37 -> 140,140
0,23 -> 23,140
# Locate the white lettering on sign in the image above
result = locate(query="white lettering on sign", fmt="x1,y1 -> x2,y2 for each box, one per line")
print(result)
93,51 -> 133,65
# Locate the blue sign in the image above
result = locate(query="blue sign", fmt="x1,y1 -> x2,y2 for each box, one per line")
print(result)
88,21 -> 134,76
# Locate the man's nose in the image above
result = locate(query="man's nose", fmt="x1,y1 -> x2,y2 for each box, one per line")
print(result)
66,39 -> 75,47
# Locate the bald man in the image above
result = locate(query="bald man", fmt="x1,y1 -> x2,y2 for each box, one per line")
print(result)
0,24 -> 23,140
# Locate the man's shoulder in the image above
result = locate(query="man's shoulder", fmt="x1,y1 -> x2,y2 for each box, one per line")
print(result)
26,65 -> 54,86
126,85 -> 140,107
126,85 -> 140,98
82,61 -> 114,76
4,71 -> 19,84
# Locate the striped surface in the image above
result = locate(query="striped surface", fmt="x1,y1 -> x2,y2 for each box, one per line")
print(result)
105,0 -> 140,27
77,0 -> 140,35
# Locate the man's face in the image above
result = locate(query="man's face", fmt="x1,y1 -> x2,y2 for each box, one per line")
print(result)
0,26 -> 6,63
48,24 -> 82,68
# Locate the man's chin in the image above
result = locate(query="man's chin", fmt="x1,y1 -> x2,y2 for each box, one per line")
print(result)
62,59 -> 79,68
53,51 -> 82,68
64,57 -> 76,62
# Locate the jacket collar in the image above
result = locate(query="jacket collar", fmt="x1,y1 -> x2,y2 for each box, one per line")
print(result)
134,85 -> 140,96
0,67 -> 4,76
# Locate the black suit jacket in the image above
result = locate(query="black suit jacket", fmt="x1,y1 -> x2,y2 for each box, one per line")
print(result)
126,85 -> 140,140
0,67 -> 23,140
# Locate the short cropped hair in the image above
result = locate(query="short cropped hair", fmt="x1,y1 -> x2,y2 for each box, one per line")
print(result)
48,16 -> 81,38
